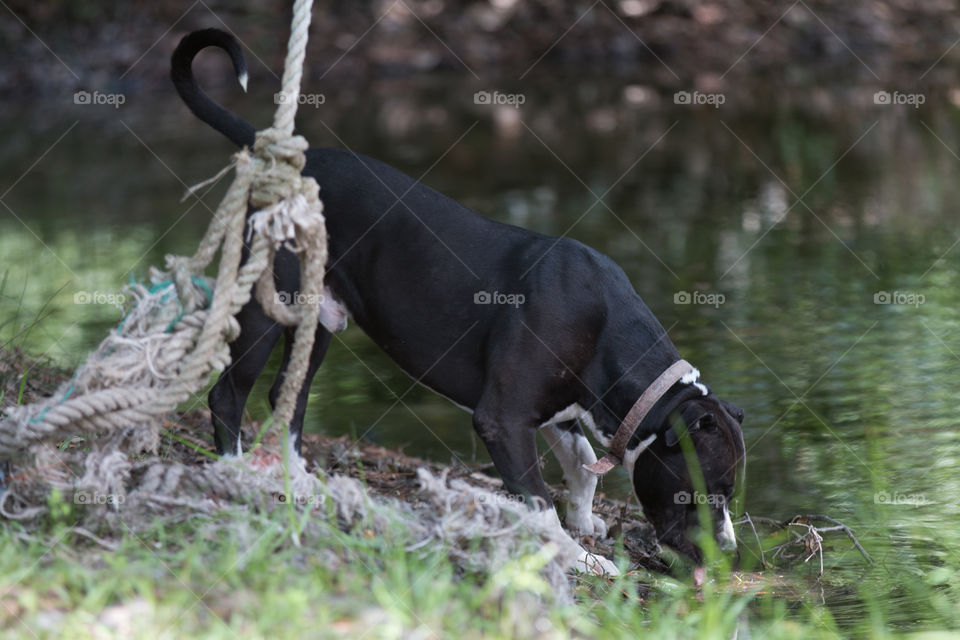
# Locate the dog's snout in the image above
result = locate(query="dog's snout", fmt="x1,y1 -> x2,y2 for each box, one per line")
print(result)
716,505 -> 737,551
717,532 -> 737,552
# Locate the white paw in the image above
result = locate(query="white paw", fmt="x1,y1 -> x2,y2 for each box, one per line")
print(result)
566,511 -> 608,539
590,514 -> 608,538
574,548 -> 620,577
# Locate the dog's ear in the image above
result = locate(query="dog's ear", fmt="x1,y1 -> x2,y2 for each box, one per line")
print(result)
720,399 -> 745,424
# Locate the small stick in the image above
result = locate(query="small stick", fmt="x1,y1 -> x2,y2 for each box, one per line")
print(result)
737,511 -> 766,567
71,526 -> 119,551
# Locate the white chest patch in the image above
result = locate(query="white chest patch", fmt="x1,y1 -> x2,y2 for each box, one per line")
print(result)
540,404 -> 609,446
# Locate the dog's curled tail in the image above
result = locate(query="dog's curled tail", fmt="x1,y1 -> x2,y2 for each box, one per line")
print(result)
171,28 -> 256,148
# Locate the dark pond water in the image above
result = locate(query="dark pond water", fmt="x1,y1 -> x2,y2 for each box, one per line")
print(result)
2,69 -> 960,631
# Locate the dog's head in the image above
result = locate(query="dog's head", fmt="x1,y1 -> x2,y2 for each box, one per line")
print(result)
627,395 -> 745,563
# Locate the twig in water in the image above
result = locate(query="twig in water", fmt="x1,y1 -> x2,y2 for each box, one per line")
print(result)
800,514 -> 873,564
734,512 -> 872,578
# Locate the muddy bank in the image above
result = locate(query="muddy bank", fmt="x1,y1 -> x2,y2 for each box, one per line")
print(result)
0,346 -> 667,572
0,344 -> 872,588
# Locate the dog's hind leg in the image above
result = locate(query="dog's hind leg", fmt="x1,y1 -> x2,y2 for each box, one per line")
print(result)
209,299 -> 284,456
541,420 -> 607,538
268,325 -> 332,456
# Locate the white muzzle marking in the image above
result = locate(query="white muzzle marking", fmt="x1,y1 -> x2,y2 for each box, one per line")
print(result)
717,505 -> 737,551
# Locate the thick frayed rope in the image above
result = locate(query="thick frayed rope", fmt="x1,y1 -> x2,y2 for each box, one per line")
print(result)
0,0 -> 327,525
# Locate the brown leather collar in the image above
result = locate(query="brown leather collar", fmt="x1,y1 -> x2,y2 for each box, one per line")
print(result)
583,359 -> 695,476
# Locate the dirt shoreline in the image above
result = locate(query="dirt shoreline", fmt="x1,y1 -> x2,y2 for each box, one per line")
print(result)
0,343 -> 872,591
0,346 -> 669,572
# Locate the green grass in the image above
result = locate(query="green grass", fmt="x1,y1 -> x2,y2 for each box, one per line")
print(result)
1,432 -> 958,638
0,494 -> 838,640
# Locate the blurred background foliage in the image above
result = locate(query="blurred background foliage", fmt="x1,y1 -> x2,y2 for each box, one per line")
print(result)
4,0 -> 960,96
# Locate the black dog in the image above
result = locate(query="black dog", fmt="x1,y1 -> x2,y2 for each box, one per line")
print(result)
172,29 -> 746,571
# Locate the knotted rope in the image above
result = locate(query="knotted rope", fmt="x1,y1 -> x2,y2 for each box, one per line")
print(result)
0,0 -> 326,517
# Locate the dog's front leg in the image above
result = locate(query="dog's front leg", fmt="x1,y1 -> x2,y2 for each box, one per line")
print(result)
473,410 -> 553,507
473,409 -> 618,576
540,421 -> 607,538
